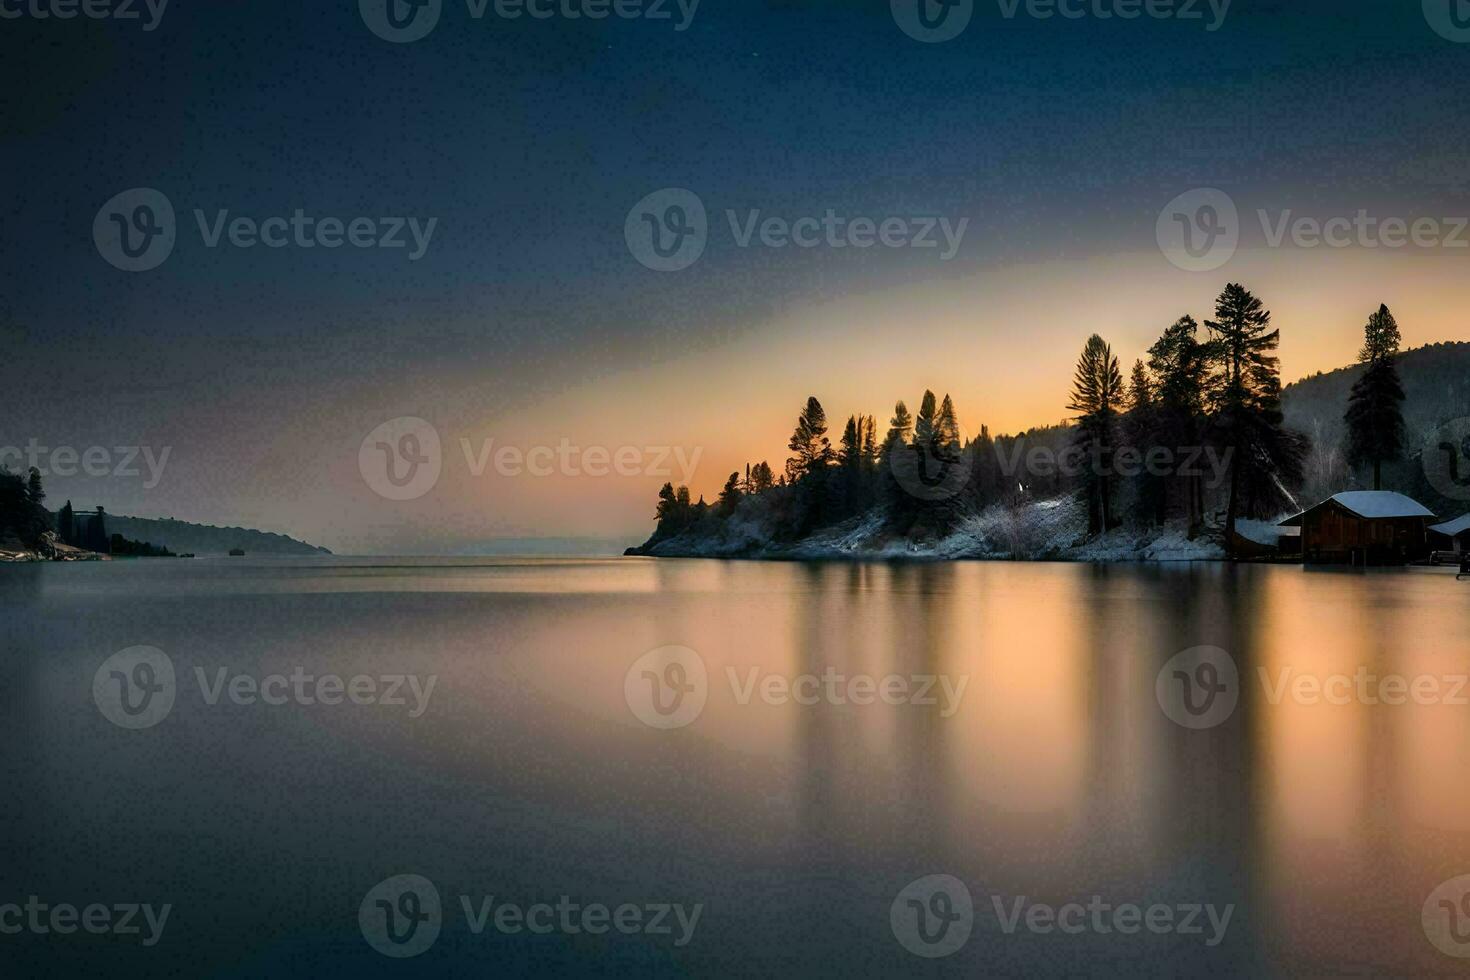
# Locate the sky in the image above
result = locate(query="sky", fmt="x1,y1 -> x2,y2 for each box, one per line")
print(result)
4,0 -> 1470,553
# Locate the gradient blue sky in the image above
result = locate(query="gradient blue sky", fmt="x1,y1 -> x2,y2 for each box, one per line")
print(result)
4,0 -> 1469,552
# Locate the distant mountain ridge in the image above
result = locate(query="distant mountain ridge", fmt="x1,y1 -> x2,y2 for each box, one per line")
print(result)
56,511 -> 331,556
1282,340 -> 1470,445
1281,340 -> 1470,513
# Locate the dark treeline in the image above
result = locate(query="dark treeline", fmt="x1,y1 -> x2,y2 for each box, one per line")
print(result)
1,470 -> 174,557
0,467 -> 52,550
640,283 -> 1418,557
107,533 -> 175,558
55,501 -> 114,552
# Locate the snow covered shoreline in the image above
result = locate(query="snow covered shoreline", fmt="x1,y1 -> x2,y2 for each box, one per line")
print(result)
628,496 -> 1229,562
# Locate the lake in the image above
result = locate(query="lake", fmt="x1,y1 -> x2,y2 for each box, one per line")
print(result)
3,556 -> 1469,976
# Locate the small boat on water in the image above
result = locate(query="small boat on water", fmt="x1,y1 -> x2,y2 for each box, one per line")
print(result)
228,548 -> 245,557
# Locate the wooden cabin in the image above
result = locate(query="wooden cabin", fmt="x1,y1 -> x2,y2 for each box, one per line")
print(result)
1279,491 -> 1437,565
1429,513 -> 1470,555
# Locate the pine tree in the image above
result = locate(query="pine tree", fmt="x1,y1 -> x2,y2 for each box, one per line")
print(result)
655,482 -> 678,522
913,390 -> 938,449
1204,283 -> 1305,549
838,416 -> 862,469
785,396 -> 832,482
88,506 -> 109,553
936,394 -> 962,456
58,500 -> 75,546
749,461 -> 774,493
0,470 -> 24,543
1068,335 -> 1124,533
19,468 -> 51,547
1345,303 -> 1406,490
718,472 -> 743,516
883,401 -> 913,452
1148,315 -> 1212,534
1124,359 -> 1164,526
859,415 -> 878,467
1127,360 -> 1152,413
968,423 -> 998,510
25,468 -> 44,507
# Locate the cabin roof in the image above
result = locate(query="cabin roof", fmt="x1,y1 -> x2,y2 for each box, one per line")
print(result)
1235,519 -> 1288,546
1430,513 -> 1470,537
1279,491 -> 1436,526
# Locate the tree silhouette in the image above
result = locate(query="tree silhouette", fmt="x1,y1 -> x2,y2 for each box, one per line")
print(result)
1345,303 -> 1406,490
785,396 -> 833,482
1148,314 -> 1212,534
1068,335 -> 1124,533
57,500 -> 75,546
718,471 -> 743,516
1205,283 -> 1305,548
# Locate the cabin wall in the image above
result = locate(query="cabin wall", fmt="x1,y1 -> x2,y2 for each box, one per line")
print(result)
1300,504 -> 1430,565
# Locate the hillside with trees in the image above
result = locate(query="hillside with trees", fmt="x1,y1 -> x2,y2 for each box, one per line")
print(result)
0,467 -> 53,556
1,471 -> 332,560
630,283 -> 1467,561
1283,338 -> 1470,514
88,513 -> 331,557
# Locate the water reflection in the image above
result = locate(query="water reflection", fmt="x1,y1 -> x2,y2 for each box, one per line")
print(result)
4,557 -> 1468,975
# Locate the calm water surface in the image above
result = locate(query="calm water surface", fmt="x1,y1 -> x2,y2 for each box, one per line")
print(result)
3,556 -> 1470,977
